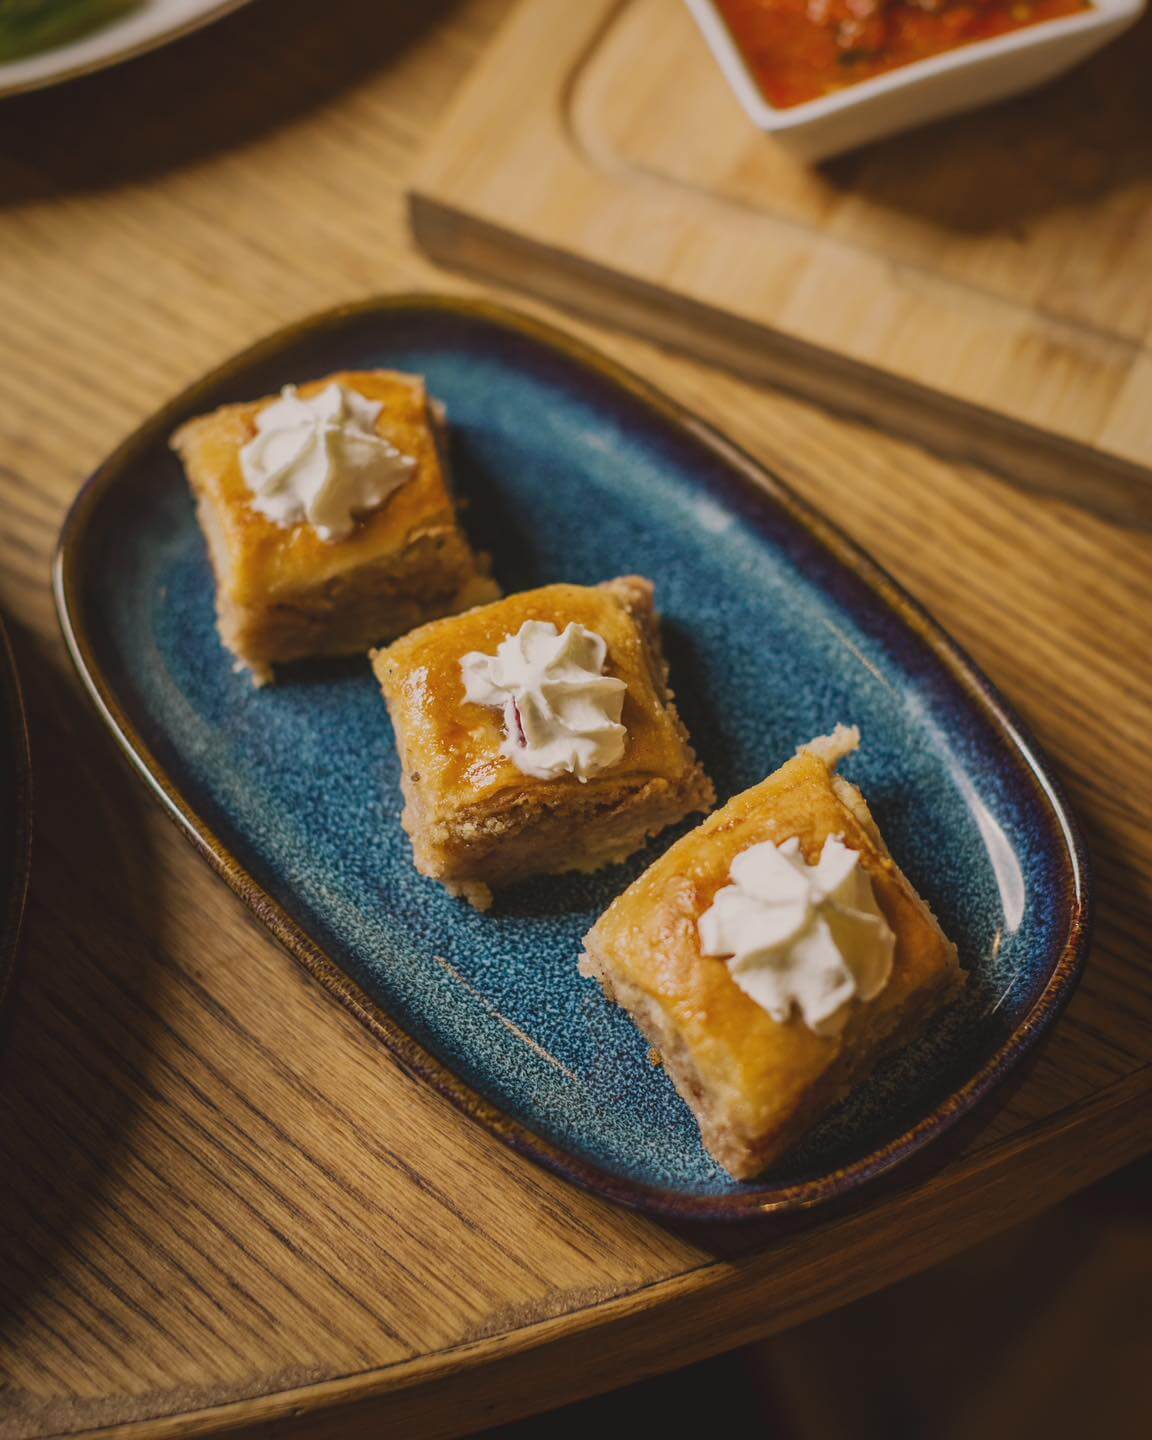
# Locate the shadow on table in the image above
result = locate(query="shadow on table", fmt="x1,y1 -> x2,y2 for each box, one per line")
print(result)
0,616 -> 171,1340
1,0 -> 462,208
478,1156 -> 1152,1440
813,13 -> 1152,237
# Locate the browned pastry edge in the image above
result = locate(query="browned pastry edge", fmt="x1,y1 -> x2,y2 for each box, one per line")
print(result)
175,381 -> 497,684
376,576 -> 715,908
579,927 -> 962,1179
579,732 -> 964,1179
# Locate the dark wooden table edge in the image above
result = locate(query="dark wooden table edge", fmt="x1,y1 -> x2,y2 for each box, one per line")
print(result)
0,614 -> 32,1016
19,1063 -> 1149,1440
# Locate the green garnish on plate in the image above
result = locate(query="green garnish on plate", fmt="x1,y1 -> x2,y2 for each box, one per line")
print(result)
0,0 -> 140,62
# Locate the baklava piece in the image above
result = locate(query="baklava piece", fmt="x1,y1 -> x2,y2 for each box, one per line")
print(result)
171,370 -> 497,683
580,726 -> 964,1179
373,577 -> 714,909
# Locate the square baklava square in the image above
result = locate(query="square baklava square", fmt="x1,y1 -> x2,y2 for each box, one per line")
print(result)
373,576 -> 715,908
171,370 -> 497,683
580,727 -> 964,1178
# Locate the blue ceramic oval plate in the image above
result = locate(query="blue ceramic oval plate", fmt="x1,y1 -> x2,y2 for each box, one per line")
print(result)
53,296 -> 1089,1219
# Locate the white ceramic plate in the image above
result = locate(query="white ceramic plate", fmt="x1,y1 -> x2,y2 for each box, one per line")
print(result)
685,0 -> 1146,162
0,0 -> 255,99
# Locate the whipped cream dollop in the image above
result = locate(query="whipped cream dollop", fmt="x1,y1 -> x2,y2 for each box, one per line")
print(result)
460,620 -> 627,781
698,836 -> 895,1035
239,382 -> 416,541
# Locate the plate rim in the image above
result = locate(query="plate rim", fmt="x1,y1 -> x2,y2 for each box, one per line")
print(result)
0,0 -> 255,100
51,292 -> 1092,1220
0,614 -> 32,1015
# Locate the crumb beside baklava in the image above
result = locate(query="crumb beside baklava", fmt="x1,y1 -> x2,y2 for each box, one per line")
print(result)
580,725 -> 964,1179
372,576 -> 715,909
171,369 -> 497,684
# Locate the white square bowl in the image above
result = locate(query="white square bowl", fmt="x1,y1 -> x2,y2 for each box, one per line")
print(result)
685,0 -> 1146,162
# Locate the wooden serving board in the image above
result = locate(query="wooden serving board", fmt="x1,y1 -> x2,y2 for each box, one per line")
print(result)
411,0 -> 1152,521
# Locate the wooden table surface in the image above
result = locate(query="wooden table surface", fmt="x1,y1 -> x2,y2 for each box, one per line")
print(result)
0,2 -> 1149,1437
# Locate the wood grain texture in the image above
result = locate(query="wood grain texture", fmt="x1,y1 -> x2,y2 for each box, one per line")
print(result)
410,0 -> 1152,522
0,0 -> 1149,1436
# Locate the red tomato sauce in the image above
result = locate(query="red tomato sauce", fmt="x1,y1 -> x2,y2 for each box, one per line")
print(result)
714,0 -> 1090,109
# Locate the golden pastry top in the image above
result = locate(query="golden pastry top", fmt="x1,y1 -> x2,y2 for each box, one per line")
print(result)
171,371 -> 462,604
375,580 -> 701,817
585,746 -> 961,1138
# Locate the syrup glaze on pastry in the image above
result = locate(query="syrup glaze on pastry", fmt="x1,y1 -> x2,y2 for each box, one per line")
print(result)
373,577 -> 715,910
580,726 -> 964,1179
239,381 -> 417,540
697,833 -> 896,1035
460,619 -> 627,781
171,370 -> 497,683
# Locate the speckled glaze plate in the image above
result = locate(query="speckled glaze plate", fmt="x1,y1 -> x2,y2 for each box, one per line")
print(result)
53,296 -> 1089,1220
0,615 -> 32,1014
